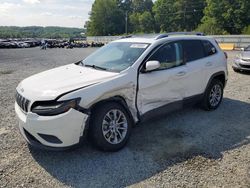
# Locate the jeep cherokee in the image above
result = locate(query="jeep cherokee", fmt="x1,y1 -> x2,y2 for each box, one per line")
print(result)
15,33 -> 228,151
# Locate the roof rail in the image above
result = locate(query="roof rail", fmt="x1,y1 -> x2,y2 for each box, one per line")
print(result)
155,32 -> 205,40
155,34 -> 169,40
120,35 -> 133,39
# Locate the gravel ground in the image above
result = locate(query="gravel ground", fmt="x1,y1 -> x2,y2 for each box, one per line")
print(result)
0,48 -> 250,188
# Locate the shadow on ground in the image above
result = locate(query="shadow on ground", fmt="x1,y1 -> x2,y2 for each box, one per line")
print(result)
234,70 -> 250,75
30,98 -> 250,188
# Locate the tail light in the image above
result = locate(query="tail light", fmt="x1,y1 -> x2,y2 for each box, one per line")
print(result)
224,52 -> 228,59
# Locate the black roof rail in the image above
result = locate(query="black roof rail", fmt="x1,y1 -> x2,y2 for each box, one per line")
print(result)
155,32 -> 205,40
155,34 -> 169,40
120,35 -> 133,39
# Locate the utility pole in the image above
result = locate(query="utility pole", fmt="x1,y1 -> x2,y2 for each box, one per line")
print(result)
183,3 -> 187,31
125,11 -> 128,35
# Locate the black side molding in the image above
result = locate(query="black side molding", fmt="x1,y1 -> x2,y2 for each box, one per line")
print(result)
140,94 -> 203,122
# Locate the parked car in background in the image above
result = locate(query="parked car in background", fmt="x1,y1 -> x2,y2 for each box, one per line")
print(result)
233,45 -> 250,72
0,39 -> 40,49
18,42 -> 30,48
15,33 -> 228,151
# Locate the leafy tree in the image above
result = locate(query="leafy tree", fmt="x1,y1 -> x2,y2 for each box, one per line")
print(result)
128,0 -> 155,33
178,0 -> 206,31
118,0 -> 132,12
153,0 -> 205,32
196,19 -> 228,34
0,26 -> 84,39
242,25 -> 250,34
87,0 -> 125,36
153,0 -> 178,32
139,11 -> 155,33
129,13 -> 141,32
132,0 -> 154,13
198,0 -> 250,34
129,11 -> 155,33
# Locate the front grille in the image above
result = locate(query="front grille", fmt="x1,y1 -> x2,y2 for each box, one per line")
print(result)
240,64 -> 250,69
242,58 -> 250,62
15,92 -> 30,112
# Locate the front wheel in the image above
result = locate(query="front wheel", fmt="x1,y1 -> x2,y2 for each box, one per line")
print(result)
202,79 -> 224,111
89,102 -> 132,151
233,67 -> 240,73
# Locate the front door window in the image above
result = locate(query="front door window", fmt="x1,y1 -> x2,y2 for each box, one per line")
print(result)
148,42 -> 184,70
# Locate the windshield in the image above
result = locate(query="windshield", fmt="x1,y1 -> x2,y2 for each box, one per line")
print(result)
245,46 -> 250,51
82,42 -> 149,72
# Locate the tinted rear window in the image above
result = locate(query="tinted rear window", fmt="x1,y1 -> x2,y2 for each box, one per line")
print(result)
202,40 -> 217,56
182,40 -> 205,62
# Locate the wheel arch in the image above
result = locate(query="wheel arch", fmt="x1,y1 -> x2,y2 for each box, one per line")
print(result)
205,71 -> 226,92
88,96 -> 136,127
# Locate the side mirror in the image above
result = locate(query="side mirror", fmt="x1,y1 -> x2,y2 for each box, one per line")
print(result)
145,61 -> 160,72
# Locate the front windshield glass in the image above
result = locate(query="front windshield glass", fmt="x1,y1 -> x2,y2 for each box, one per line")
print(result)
82,42 -> 149,72
245,46 -> 250,51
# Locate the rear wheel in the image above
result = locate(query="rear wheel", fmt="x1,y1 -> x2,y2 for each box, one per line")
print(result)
202,79 -> 224,111
89,102 -> 132,151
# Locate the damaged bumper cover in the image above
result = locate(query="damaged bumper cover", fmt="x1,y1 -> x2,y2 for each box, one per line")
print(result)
15,102 -> 89,150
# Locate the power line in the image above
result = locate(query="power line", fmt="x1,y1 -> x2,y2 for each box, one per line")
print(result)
156,9 -> 204,16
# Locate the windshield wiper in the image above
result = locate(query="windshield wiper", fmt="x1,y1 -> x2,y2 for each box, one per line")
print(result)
81,63 -> 107,71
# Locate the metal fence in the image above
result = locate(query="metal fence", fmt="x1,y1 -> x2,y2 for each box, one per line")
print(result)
87,36 -> 120,43
87,35 -> 250,48
211,35 -> 250,48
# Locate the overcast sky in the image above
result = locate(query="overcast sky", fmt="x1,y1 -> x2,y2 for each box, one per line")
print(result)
0,0 -> 94,28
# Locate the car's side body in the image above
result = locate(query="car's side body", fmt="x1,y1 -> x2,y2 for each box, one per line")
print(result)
15,35 -> 228,150
59,36 -> 227,121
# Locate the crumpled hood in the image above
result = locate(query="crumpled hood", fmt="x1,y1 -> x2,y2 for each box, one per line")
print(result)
17,64 -> 118,101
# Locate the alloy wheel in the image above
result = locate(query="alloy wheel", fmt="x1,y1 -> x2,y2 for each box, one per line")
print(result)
209,84 -> 222,107
102,109 -> 128,145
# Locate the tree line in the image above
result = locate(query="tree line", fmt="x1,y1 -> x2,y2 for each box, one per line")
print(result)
86,0 -> 250,36
0,26 -> 85,39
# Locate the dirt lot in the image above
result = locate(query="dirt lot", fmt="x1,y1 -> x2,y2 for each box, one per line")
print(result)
0,48 -> 250,188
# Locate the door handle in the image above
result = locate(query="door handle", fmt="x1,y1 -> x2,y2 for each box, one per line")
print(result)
205,62 -> 212,67
176,71 -> 186,77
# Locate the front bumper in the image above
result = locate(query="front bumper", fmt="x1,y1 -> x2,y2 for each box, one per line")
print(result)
233,59 -> 250,71
15,102 -> 88,149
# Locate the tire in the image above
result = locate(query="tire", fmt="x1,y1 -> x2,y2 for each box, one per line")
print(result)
202,79 -> 224,111
233,68 -> 240,72
89,102 -> 132,151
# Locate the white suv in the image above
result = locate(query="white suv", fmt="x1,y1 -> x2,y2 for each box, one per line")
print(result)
15,33 -> 228,151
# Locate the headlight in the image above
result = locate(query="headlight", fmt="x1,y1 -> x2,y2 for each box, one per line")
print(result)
235,54 -> 239,60
234,55 -> 241,63
31,98 -> 80,116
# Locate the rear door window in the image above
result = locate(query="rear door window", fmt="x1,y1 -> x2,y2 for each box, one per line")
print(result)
182,40 -> 205,63
202,40 -> 217,56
